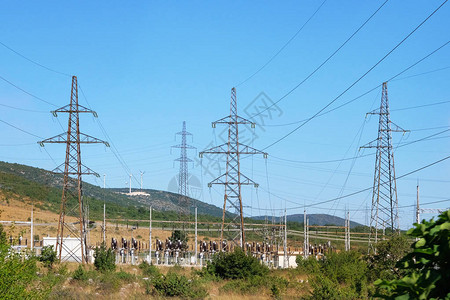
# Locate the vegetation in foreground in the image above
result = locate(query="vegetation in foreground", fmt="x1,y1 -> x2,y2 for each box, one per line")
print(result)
0,210 -> 448,299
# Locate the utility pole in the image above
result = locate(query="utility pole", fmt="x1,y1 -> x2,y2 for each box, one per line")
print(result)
103,174 -> 106,244
361,82 -> 408,253
172,121 -> 196,232
149,205 -> 152,263
416,181 -> 420,224
129,174 -> 132,194
140,171 -> 145,191
103,203 -> 106,244
38,76 -> 109,263
30,203 -> 34,251
195,206 -> 198,265
304,209 -> 308,258
345,211 -> 350,251
283,209 -> 288,268
200,88 -> 268,248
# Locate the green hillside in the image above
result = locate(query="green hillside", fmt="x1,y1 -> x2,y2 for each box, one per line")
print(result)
0,161 -> 224,223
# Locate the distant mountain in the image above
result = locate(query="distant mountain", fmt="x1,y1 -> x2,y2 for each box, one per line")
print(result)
0,161 -> 223,218
253,213 -> 363,228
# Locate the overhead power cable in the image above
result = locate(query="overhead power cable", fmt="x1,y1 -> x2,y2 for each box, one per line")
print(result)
0,74 -> 58,107
262,2 -> 448,150
392,65 -> 450,81
0,41 -> 71,77
236,0 -> 328,87
0,119 -> 43,139
391,99 -> 450,112
0,103 -> 48,113
248,155 -> 450,211
78,85 -> 141,187
248,0 -> 391,118
268,128 -> 449,164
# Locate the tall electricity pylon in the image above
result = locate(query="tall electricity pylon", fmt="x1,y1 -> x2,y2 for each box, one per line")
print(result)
39,76 -> 108,263
361,82 -> 407,253
172,121 -> 196,230
200,88 -> 267,248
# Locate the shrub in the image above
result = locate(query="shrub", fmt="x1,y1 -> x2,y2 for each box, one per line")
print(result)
206,248 -> 269,279
305,251 -> 369,299
152,271 -> 208,299
221,275 -> 288,296
72,265 -> 88,281
94,243 -> 116,272
0,224 -> 51,298
367,234 -> 411,281
375,210 -> 450,299
139,261 -> 160,278
296,255 -> 321,274
39,245 -> 57,269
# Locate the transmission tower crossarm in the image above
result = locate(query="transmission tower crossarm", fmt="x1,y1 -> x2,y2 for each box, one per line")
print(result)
172,143 -> 196,149
212,115 -> 255,127
200,143 -> 268,157
38,132 -> 109,146
52,163 -> 101,177
51,104 -> 98,117
208,172 -> 259,187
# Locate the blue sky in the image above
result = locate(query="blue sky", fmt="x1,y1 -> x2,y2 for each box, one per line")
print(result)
0,1 -> 449,228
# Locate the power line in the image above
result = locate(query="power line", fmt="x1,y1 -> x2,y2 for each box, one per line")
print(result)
262,39 -> 450,128
268,128 -> 449,164
0,103 -> 48,113
392,65 -> 450,82
262,2 -> 448,150
0,119 -> 43,139
0,74 -> 58,107
248,0 -> 391,119
78,84 -> 141,187
248,155 -> 450,211
0,41 -> 71,77
391,99 -> 450,112
236,0 -> 328,87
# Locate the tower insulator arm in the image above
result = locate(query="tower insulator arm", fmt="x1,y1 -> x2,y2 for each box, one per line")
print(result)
38,133 -> 110,146
212,115 -> 256,127
51,104 -> 98,117
208,172 -> 259,188
200,143 -> 267,157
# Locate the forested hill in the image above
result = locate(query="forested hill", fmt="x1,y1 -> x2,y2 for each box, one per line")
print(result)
252,213 -> 363,228
0,161 -> 223,218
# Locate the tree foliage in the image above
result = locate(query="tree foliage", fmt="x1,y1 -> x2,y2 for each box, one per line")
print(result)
206,248 -> 268,279
375,210 -> 450,299
152,271 -> 208,299
39,245 -> 57,269
0,224 -> 51,298
94,243 -> 116,272
367,234 -> 411,281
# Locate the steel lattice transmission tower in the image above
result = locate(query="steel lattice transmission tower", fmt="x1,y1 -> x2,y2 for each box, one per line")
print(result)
39,76 -> 109,263
172,121 -> 196,228
361,82 -> 407,252
200,88 -> 267,248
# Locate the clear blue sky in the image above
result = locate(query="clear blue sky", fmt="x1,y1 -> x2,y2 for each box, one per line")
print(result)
0,1 -> 449,228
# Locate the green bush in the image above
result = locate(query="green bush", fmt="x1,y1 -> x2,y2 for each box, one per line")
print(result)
367,234 -> 411,281
139,261 -> 160,278
296,255 -> 321,274
72,265 -> 88,281
152,271 -> 208,299
304,251 -> 368,299
0,224 -> 51,298
221,275 -> 288,296
206,248 -> 269,279
39,245 -> 57,269
94,243 -> 116,272
375,210 -> 450,299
